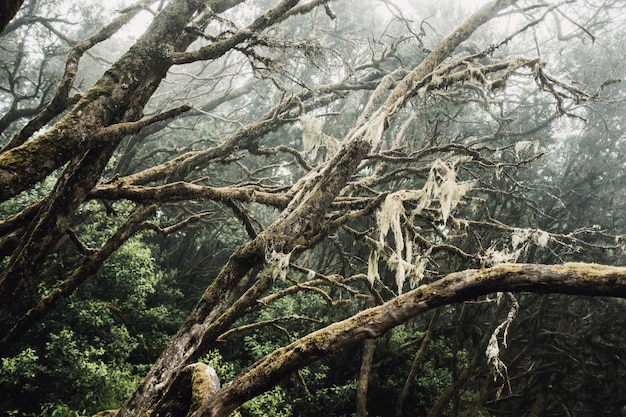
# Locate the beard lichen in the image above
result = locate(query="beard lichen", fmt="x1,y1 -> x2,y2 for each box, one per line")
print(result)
300,114 -> 340,161
373,158 -> 475,293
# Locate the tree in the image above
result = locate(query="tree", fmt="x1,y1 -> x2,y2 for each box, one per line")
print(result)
1,0 -> 625,416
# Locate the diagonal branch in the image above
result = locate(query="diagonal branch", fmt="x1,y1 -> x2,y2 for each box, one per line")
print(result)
2,0 -> 155,151
171,0 -> 302,65
0,0 -> 25,34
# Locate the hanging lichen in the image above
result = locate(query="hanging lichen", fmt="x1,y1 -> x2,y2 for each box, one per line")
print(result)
511,228 -> 532,250
367,249 -> 380,286
514,140 -> 539,159
422,158 -> 477,225
486,293 -> 518,398
375,190 -> 429,293
361,110 -> 387,150
390,253 -> 406,294
377,192 -> 406,251
373,158 -> 476,292
511,227 -> 551,251
533,229 -> 550,247
485,227 -> 551,267
301,114 -> 325,160
410,257 -> 428,288
480,246 -> 521,267
300,114 -> 341,161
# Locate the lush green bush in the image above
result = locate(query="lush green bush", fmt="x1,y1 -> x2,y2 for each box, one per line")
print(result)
0,234 -> 186,416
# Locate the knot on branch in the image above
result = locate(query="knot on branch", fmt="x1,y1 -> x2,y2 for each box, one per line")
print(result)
152,363 -> 221,417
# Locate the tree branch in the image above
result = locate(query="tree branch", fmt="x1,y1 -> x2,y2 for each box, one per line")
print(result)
2,0 -> 154,151
91,181 -> 289,209
0,0 -> 25,34
200,263 -> 626,417
171,0 -> 301,65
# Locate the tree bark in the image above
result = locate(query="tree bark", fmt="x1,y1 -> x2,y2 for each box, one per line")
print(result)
356,339 -> 376,417
356,298 -> 377,417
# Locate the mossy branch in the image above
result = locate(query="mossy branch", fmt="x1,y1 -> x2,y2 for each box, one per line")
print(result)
91,182 -> 289,209
199,262 -> 626,417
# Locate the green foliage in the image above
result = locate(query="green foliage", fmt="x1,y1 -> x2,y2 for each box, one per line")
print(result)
0,325 -> 139,416
236,386 -> 293,417
0,174 -> 57,218
290,380 -> 358,417
0,233 -> 186,416
37,403 -> 87,417
202,349 -> 294,417
0,347 -> 39,392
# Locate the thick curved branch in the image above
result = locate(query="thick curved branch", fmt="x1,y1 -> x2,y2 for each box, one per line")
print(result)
200,263 -> 626,417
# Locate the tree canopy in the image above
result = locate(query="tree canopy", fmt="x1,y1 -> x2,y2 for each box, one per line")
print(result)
1,0 -> 626,416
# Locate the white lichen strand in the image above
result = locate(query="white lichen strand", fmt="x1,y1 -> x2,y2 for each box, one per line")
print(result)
324,134 -> 341,156
301,114 -> 341,161
486,343 -> 507,400
377,192 -> 405,251
511,228 -> 531,250
375,192 -> 422,293
353,109 -> 387,150
410,257 -> 428,288
439,177 -> 475,225
301,114 -> 324,159
421,159 -> 476,225
511,227 -> 550,251
486,331 -> 500,366
367,249 -> 380,286
486,293 -> 518,398
481,246 -> 521,267
405,228 -> 413,266
374,158 -> 476,292
533,229 -> 550,247
387,252 -> 415,294
306,269 -> 316,281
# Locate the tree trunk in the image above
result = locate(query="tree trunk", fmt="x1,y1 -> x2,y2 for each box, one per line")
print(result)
396,310 -> 439,417
356,339 -> 376,417
356,298 -> 378,417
